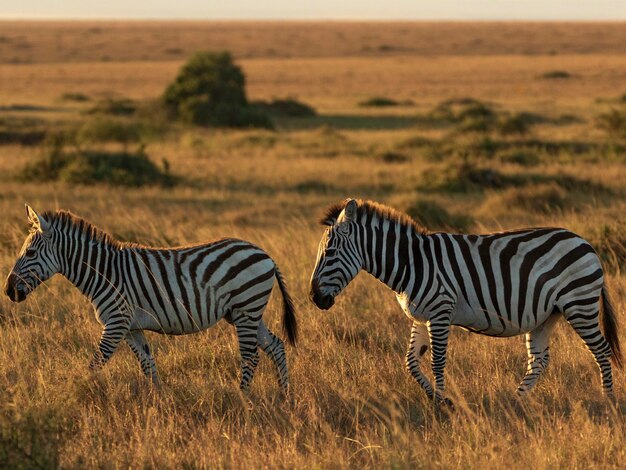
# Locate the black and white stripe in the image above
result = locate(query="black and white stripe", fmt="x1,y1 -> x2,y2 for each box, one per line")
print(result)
310,199 -> 622,402
5,206 -> 297,393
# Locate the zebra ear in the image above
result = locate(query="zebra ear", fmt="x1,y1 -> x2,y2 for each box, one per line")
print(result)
344,199 -> 358,222
25,204 -> 49,232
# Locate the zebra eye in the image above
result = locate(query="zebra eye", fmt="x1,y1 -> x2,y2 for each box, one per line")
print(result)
25,248 -> 37,258
326,248 -> 337,257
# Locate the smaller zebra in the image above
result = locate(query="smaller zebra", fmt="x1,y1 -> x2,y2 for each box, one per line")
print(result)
4,206 -> 297,394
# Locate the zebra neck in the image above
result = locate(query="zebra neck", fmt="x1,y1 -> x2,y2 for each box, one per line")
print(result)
60,235 -> 118,303
359,221 -> 422,294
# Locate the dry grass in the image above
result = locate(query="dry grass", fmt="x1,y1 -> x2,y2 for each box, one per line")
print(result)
1,21 -> 626,63
0,21 -> 626,468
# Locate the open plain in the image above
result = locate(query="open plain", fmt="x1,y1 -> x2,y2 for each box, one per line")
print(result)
0,21 -> 625,468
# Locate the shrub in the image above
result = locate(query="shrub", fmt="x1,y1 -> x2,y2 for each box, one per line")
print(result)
429,98 -> 486,121
378,151 -> 410,163
59,92 -> 90,102
407,199 -> 473,232
253,98 -> 316,117
456,103 -> 498,133
163,51 -> 271,128
87,98 -> 136,116
0,129 -> 46,146
497,113 -> 533,136
21,144 -> 174,187
0,117 -> 48,146
429,99 -> 498,133
77,117 -> 144,147
540,70 -> 572,79
358,97 -> 400,107
596,108 -> 626,141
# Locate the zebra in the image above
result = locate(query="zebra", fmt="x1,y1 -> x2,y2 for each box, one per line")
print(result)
310,198 -> 622,404
4,206 -> 297,394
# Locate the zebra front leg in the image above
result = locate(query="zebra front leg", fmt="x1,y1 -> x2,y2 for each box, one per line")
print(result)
517,315 -> 559,394
233,315 -> 261,393
428,313 -> 452,405
126,330 -> 160,386
90,315 -> 131,371
405,322 -> 436,399
258,320 -> 290,394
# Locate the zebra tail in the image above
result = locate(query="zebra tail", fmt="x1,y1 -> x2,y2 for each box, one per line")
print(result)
601,284 -> 622,368
275,266 -> 298,347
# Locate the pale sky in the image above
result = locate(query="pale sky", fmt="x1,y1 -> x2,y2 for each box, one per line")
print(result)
2,0 -> 626,20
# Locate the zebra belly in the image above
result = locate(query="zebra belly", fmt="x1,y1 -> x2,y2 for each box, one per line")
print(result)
130,304 -> 218,335
452,295 -> 553,337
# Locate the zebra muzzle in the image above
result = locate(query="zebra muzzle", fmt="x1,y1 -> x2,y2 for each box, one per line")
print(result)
4,274 -> 27,303
310,279 -> 335,310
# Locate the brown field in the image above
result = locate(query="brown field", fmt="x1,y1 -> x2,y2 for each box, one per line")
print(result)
0,21 -> 626,468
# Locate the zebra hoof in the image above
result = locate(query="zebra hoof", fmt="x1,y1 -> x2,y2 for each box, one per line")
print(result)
434,396 -> 455,411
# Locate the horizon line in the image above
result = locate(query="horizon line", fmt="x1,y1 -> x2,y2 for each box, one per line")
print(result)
1,17 -> 626,22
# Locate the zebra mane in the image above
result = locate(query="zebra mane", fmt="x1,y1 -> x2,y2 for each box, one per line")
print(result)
40,210 -> 130,249
320,199 -> 429,234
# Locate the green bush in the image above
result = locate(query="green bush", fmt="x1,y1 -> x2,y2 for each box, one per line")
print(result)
21,143 -> 174,187
77,117 -> 145,147
407,199 -> 473,232
358,97 -> 400,107
163,51 -> 271,128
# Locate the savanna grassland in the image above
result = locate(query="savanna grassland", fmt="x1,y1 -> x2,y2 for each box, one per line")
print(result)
1,21 -> 626,468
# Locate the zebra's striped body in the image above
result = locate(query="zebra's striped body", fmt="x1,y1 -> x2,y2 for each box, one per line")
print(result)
5,207 -> 297,393
310,199 -> 621,402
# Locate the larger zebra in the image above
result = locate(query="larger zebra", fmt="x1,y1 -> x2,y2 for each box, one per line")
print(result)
4,206 -> 297,393
310,198 -> 622,402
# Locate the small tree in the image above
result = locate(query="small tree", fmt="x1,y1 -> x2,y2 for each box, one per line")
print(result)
163,51 -> 271,128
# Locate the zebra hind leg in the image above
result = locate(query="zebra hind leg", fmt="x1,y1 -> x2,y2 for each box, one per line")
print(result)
405,322 -> 438,401
564,305 -> 614,395
517,315 -> 559,394
125,330 -> 160,386
233,314 -> 262,393
257,320 -> 290,394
